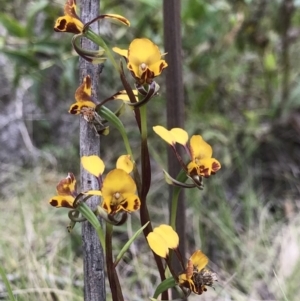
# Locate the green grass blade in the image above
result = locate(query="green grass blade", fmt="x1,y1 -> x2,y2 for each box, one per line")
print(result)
114,222 -> 149,267
0,265 -> 16,301
152,276 -> 177,299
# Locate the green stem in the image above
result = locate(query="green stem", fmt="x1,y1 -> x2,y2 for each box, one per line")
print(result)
77,203 -> 105,250
98,106 -> 133,158
86,29 -> 119,72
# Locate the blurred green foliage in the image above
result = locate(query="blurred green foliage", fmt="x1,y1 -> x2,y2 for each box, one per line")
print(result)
1,0 -> 300,299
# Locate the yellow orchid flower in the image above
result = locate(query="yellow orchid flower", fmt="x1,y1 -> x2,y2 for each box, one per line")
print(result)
69,76 -> 109,135
81,155 -> 140,214
49,173 -> 78,208
178,250 -> 217,295
69,75 -> 96,117
153,125 -> 221,179
147,224 -> 179,258
54,0 -> 130,34
101,169 -> 140,214
113,38 -> 168,84
54,0 -> 84,34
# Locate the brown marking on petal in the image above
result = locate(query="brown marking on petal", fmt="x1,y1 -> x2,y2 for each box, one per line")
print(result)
69,105 -> 79,114
49,199 -> 58,207
212,161 -> 220,172
133,198 -> 140,210
103,203 -> 108,211
61,200 -> 73,208
110,204 -> 119,214
199,165 -> 210,178
66,23 -> 81,34
188,166 -> 198,177
56,173 -> 77,195
159,62 -> 165,72
54,19 -> 67,32
121,201 -> 128,209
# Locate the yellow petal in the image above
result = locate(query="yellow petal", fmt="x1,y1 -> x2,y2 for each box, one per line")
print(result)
83,190 -> 102,196
54,15 -> 83,34
190,250 -> 208,271
49,195 -> 74,208
153,224 -> 179,249
178,273 -> 189,284
147,232 -> 169,258
69,101 -> 96,115
102,169 -> 136,196
56,173 -> 77,196
75,75 -> 93,103
81,155 -> 105,178
187,158 -> 221,177
190,135 -> 212,160
170,128 -> 189,145
101,14 -> 130,26
116,155 -> 133,173
112,89 -> 139,102
128,38 -> 162,67
112,47 -> 128,58
118,193 -> 140,212
102,190 -> 140,214
153,126 -> 175,145
148,60 -> 168,77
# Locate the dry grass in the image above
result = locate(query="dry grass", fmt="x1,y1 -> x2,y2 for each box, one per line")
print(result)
1,166 -> 300,301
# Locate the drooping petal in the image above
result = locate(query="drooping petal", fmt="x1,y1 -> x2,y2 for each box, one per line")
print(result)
83,190 -> 102,196
170,128 -> 189,145
147,232 -> 169,258
190,250 -> 209,271
112,89 -> 139,102
153,126 -> 175,145
116,155 -> 133,173
81,155 -> 105,178
101,14 -> 130,26
56,173 -> 77,196
49,195 -> 74,208
153,224 -> 179,249
112,47 -> 128,58
189,135 -> 213,160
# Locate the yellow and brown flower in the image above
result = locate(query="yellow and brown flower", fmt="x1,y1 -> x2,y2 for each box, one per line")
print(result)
113,38 -> 168,84
81,155 -> 140,214
178,250 -> 217,295
49,173 -> 78,208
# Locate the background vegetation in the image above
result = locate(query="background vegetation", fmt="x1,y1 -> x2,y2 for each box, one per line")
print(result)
1,0 -> 300,300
